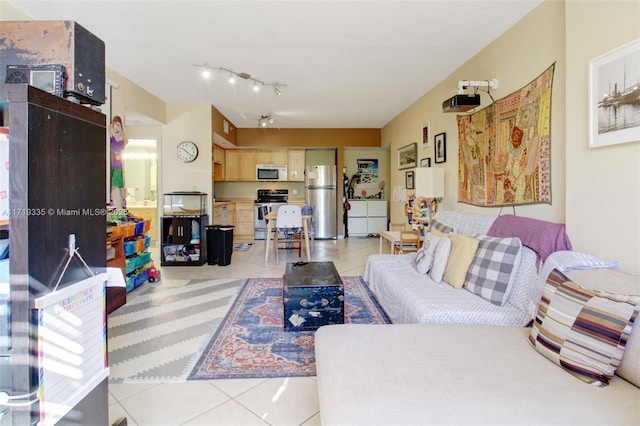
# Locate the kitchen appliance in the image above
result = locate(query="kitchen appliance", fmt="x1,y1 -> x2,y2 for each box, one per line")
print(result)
254,189 -> 289,239
0,21 -> 106,105
305,165 -> 337,239
256,164 -> 288,181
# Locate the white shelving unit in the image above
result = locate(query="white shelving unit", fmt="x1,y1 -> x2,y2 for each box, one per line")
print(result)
347,200 -> 387,236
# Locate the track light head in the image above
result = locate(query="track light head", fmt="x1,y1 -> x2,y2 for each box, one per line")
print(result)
253,82 -> 261,92
202,68 -> 210,79
274,86 -> 282,96
228,74 -> 235,84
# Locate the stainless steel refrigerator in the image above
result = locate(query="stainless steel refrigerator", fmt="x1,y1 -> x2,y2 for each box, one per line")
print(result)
305,165 -> 337,239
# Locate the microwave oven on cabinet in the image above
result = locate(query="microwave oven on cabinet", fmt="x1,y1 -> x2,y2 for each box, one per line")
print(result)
256,164 -> 288,181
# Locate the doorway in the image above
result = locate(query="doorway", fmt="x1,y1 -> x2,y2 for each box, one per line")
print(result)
123,138 -> 158,244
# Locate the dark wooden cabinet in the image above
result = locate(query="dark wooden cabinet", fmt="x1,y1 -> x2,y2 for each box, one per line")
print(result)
0,84 -> 108,424
161,215 -> 209,266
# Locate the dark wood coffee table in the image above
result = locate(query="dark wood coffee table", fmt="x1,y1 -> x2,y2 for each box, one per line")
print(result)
283,261 -> 345,331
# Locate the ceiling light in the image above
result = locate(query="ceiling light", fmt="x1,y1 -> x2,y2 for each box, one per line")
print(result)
258,114 -> 275,128
193,64 -> 287,95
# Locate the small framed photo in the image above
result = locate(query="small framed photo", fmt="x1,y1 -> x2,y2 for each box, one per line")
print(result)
588,38 -> 640,148
434,132 -> 446,163
420,157 -> 431,167
421,121 -> 431,149
405,170 -> 415,189
397,142 -> 417,169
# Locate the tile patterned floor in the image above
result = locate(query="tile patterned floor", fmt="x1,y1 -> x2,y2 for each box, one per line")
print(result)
109,235 -> 385,426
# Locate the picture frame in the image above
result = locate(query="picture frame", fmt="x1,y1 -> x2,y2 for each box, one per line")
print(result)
405,170 -> 415,189
434,132 -> 446,163
588,38 -> 640,148
397,142 -> 417,169
421,121 -> 431,149
419,157 -> 431,167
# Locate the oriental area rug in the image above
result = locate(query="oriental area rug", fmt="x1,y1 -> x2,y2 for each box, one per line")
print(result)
188,276 -> 390,380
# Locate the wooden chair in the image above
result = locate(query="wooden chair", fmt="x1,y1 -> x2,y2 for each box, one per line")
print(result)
389,222 -> 405,231
274,205 -> 303,264
393,229 -> 421,254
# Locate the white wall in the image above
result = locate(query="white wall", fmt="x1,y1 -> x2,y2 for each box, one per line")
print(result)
383,0 -> 565,225
161,103 -> 214,217
565,0 -> 640,273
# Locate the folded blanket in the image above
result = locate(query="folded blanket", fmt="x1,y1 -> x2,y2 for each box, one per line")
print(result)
487,214 -> 572,262
539,250 -> 618,283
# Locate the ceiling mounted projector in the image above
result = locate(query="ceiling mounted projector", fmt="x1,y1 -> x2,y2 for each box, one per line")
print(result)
442,94 -> 481,113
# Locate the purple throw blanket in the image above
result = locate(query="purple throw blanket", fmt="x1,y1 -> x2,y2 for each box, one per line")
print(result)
487,214 -> 572,262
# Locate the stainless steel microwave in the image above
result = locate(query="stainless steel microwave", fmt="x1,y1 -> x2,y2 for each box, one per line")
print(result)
256,164 -> 288,181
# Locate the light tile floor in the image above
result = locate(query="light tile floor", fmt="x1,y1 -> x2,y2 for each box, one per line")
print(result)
109,235 -> 386,426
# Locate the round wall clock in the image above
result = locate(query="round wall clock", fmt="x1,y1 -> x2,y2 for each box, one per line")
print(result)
176,140 -> 199,163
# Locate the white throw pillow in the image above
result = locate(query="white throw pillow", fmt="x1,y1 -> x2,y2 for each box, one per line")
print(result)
429,235 -> 451,283
414,233 -> 441,274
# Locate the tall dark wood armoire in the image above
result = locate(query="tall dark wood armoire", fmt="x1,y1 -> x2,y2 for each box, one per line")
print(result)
0,84 -> 108,425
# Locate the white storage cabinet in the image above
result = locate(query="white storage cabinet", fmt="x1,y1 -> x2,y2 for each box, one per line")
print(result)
347,200 -> 387,236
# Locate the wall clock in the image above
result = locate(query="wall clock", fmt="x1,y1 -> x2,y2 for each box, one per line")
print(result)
176,140 -> 199,163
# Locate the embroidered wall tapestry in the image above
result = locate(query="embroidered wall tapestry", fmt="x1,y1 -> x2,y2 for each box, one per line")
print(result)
457,63 -> 555,207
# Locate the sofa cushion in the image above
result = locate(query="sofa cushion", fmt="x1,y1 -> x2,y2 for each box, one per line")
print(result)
430,218 -> 456,235
465,235 -> 523,306
429,236 -> 451,283
443,234 -> 479,289
566,268 -> 640,388
414,233 -> 441,274
529,269 -> 640,386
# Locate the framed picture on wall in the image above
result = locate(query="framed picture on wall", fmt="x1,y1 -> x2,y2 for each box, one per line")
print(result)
434,132 -> 446,163
405,170 -> 415,189
588,38 -> 640,148
397,143 -> 417,169
421,121 -> 431,149
420,157 -> 431,167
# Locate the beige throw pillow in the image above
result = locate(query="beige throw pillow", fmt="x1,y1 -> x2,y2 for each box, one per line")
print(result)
443,234 -> 479,289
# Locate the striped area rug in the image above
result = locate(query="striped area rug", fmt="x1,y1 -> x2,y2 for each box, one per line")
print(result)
107,278 -> 244,383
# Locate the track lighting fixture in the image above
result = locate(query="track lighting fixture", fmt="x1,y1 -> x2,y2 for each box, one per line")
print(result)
258,114 -> 275,128
193,64 -> 287,95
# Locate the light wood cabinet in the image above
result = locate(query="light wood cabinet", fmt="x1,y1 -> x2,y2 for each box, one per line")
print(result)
288,149 -> 305,181
235,201 -> 255,236
213,144 -> 225,181
226,149 -> 256,181
213,203 -> 235,226
256,149 -> 288,165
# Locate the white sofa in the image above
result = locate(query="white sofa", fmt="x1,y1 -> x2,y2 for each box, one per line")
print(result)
364,211 -> 554,326
316,266 -> 640,425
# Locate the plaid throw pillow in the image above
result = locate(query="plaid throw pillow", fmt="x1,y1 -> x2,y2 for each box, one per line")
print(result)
529,269 -> 640,387
465,235 -> 522,306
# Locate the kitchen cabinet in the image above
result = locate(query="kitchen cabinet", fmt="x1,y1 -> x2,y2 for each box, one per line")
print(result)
235,201 -> 255,236
347,200 -> 388,236
256,149 -> 288,165
213,144 -> 225,181
213,203 -> 235,227
288,149 -> 305,181
160,215 -> 209,266
226,149 -> 256,181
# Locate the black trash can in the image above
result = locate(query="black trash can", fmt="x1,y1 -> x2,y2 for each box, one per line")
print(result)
215,226 -> 235,266
206,225 -> 219,265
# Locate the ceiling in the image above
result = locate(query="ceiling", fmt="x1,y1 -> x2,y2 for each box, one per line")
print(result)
5,0 -> 541,129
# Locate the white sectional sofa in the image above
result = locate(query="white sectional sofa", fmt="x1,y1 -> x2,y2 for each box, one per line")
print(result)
316,266 -> 640,425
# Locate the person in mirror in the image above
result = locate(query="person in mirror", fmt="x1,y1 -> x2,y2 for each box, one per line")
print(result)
110,116 -> 128,208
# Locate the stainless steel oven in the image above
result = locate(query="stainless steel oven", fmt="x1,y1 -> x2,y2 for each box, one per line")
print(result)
253,189 -> 289,239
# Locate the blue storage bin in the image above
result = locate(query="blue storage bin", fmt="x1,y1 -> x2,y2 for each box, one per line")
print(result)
134,269 -> 149,287
125,275 -> 135,292
144,235 -> 152,249
126,257 -> 137,274
135,221 -> 145,234
124,240 -> 136,256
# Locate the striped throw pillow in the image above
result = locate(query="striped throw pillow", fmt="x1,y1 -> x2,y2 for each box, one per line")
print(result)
529,269 -> 640,386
